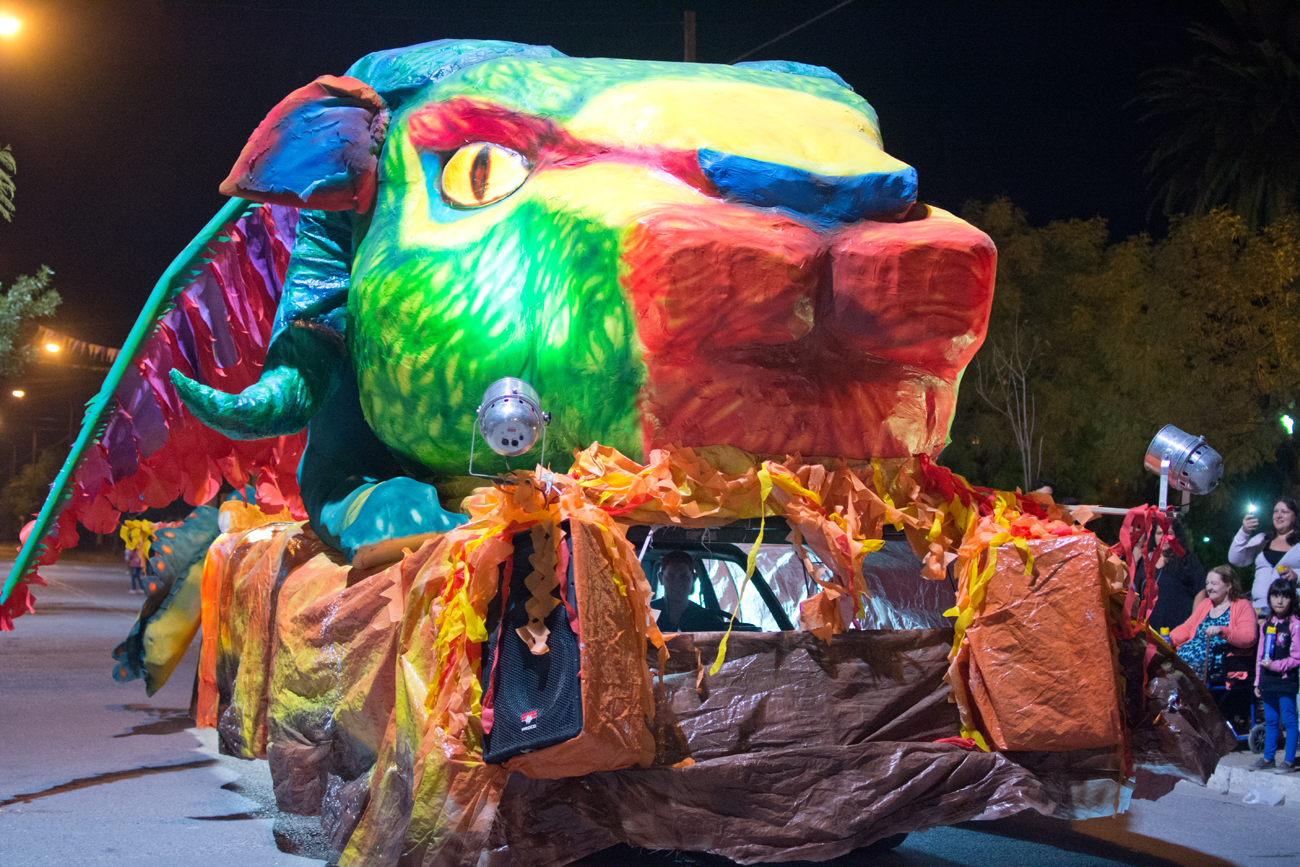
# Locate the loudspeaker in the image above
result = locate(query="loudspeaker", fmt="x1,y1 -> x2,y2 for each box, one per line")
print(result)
480,522 -> 582,764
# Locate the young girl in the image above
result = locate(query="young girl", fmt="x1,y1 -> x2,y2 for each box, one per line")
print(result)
1253,578 -> 1300,772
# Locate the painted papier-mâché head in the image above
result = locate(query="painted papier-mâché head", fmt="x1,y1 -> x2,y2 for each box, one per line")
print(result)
174,39 -> 995,543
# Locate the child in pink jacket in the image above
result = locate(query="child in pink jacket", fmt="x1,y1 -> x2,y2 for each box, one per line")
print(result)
1254,578 -> 1300,773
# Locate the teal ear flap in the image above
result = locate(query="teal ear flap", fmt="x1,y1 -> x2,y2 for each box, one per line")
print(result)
219,75 -> 389,213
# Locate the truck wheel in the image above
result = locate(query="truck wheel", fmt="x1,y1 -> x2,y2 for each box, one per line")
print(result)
861,833 -> 909,852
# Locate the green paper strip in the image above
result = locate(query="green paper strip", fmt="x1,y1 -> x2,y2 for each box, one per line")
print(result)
0,197 -> 254,605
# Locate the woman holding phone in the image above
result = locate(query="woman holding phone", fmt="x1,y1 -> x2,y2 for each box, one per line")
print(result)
1230,497 -> 1300,612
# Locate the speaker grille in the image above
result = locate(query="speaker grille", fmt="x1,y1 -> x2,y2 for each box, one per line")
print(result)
481,523 -> 582,764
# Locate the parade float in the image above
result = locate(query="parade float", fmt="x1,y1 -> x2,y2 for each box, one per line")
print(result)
1,39 -> 1233,865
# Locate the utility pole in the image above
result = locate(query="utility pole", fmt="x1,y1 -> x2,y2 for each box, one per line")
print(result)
684,11 -> 696,62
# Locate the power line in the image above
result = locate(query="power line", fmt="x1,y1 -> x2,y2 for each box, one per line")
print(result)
729,0 -> 857,64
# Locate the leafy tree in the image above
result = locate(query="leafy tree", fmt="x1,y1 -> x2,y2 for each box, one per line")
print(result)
944,200 -> 1300,516
0,447 -> 62,528
0,267 -> 61,376
1134,0 -> 1300,229
0,144 -> 13,222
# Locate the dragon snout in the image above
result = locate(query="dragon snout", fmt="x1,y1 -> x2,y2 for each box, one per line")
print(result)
621,205 -> 993,366
622,207 -> 825,355
620,203 -> 996,459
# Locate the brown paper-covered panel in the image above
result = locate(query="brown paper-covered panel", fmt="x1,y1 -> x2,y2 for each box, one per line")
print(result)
267,553 -> 400,774
966,535 -> 1122,751
266,551 -> 409,813
216,525 -> 304,757
197,532 -> 239,728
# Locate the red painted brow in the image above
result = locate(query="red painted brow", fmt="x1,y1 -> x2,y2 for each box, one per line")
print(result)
407,98 -> 574,159
405,98 -> 713,195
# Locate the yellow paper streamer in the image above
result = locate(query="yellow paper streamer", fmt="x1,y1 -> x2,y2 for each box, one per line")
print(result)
711,466 -> 772,674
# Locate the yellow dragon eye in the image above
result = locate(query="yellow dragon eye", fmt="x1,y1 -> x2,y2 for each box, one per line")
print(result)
440,143 -> 530,208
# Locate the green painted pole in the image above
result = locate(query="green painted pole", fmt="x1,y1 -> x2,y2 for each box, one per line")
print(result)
1,197 -> 253,604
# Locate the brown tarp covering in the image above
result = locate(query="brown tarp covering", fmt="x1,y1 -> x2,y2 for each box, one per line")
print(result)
196,524 -> 1235,866
1124,633 -> 1238,787
494,742 -> 1053,865
650,630 -> 961,761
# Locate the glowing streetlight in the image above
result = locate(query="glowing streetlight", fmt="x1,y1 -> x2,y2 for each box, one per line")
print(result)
1202,536 -> 1211,543
0,16 -> 19,37
44,342 -> 59,353
1283,414 -> 1295,436
11,389 -> 24,398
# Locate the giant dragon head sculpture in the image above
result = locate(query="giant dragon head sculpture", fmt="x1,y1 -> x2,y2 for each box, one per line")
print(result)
175,38 -> 995,486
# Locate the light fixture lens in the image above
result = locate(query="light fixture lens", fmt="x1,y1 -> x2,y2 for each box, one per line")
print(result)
1142,425 -> 1223,495
0,17 -> 19,37
11,389 -> 24,398
1202,536 -> 1211,543
45,342 -> 59,353
1283,414 -> 1295,436
477,378 -> 544,457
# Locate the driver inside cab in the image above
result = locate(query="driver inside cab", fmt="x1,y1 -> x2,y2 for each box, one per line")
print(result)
651,550 -> 759,632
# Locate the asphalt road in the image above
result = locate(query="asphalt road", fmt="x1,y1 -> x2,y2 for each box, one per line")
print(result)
3,557 -> 1299,867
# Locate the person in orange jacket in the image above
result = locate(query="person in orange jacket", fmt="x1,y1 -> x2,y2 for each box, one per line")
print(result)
1171,564 -> 1258,696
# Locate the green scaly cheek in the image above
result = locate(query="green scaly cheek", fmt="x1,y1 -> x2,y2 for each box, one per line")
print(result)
349,197 -> 646,478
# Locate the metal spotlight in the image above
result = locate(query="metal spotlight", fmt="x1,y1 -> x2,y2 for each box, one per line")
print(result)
1143,425 -> 1223,509
468,377 -> 550,477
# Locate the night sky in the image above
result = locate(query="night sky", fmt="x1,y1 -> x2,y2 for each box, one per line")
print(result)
0,0 -> 1224,355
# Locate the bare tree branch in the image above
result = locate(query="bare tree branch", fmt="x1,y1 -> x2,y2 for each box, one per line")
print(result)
974,321 -> 1043,491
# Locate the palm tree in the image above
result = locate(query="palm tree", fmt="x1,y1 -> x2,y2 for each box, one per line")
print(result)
1135,0 -> 1300,229
0,144 -> 13,222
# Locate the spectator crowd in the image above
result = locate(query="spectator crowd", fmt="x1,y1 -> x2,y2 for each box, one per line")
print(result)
1155,498 -> 1300,774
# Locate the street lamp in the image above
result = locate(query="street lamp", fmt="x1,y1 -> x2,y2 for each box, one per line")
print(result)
11,389 -> 24,398
0,16 -> 19,37
1283,414 -> 1295,436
